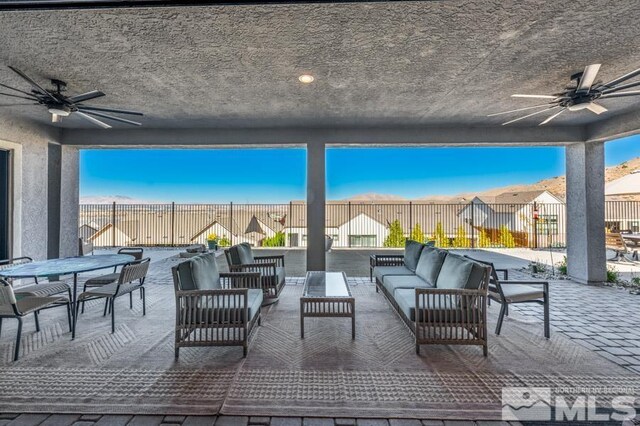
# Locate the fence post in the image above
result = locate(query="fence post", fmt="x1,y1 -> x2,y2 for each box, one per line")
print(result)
170,202 -> 175,247
348,201 -> 352,248
111,201 -> 116,247
533,201 -> 538,249
470,201 -> 475,248
409,201 -> 413,239
229,202 -> 233,246
288,201 -> 292,247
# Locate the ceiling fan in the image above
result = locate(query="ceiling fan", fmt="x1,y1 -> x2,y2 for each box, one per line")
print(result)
490,64 -> 640,125
0,66 -> 143,128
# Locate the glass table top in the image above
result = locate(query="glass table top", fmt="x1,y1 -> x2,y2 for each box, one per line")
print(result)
0,254 -> 135,278
303,271 -> 351,298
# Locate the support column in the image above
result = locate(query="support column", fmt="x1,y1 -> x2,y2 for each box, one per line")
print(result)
47,143 -> 62,259
59,146 -> 80,257
566,142 -> 606,284
306,142 -> 326,271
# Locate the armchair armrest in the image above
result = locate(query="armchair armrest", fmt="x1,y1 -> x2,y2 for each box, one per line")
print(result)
494,268 -> 509,280
414,287 -> 488,323
370,254 -> 405,268
500,280 -> 549,293
253,255 -> 285,268
230,262 -> 277,277
220,271 -> 262,290
175,288 -> 250,325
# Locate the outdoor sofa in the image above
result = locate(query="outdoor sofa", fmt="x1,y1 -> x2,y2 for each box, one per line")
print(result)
225,243 -> 285,305
372,240 -> 491,356
172,252 -> 263,357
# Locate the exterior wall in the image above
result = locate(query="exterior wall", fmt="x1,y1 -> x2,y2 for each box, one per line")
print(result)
338,213 -> 387,247
0,118 -> 73,260
60,146 -> 80,257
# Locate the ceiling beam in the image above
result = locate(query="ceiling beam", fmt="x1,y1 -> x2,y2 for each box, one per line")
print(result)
61,125 -> 586,148
586,109 -> 640,143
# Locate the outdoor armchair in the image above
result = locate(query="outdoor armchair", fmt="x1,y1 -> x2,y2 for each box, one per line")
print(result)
78,237 -> 94,256
172,252 -> 262,357
0,278 -> 72,361
0,257 -> 72,300
74,257 -> 150,339
465,256 -> 550,338
225,243 -> 285,305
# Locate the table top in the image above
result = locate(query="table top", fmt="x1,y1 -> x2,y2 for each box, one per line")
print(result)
622,234 -> 640,240
0,254 -> 135,278
303,271 -> 351,298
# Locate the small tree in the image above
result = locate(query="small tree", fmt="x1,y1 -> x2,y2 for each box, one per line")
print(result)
431,221 -> 450,248
477,229 -> 491,248
410,223 -> 425,243
218,236 -> 231,247
499,225 -> 516,248
453,226 -> 470,248
262,231 -> 286,247
384,219 -> 406,247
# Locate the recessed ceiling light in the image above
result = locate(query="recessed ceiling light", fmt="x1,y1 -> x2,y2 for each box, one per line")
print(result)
298,74 -> 315,84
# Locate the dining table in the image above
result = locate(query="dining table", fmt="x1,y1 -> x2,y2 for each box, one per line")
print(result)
0,254 -> 135,338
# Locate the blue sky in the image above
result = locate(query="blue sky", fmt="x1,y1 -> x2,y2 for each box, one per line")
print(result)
80,135 -> 640,203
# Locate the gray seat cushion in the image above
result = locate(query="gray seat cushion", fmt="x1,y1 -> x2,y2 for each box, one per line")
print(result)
383,275 -> 433,296
373,265 -> 414,283
0,295 -> 67,316
84,272 -> 120,287
275,266 -> 285,286
415,248 -> 447,286
435,254 -> 487,290
394,288 -> 463,322
500,284 -> 544,303
190,288 -> 263,323
177,253 -> 221,290
403,240 -> 424,272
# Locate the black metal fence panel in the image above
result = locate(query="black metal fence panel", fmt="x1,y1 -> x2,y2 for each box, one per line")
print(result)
79,201 -> 638,249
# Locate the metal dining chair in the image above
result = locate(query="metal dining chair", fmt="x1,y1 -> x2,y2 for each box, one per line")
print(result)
74,258 -> 150,338
0,278 -> 72,361
81,247 -> 144,313
0,257 -> 72,300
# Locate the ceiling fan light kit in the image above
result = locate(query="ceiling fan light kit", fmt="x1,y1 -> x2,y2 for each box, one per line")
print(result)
491,63 -> 640,125
0,66 -> 143,128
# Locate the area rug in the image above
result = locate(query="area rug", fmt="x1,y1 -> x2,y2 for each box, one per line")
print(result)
0,259 -> 637,419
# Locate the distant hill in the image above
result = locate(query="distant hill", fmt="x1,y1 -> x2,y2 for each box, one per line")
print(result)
343,193 -> 407,201
80,195 -> 164,204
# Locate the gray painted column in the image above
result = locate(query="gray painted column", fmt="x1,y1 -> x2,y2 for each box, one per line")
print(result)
566,142 -> 606,284
60,146 -> 79,257
47,143 -> 62,259
306,142 -> 326,271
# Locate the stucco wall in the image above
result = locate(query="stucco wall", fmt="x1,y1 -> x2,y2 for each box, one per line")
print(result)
0,117 -> 77,260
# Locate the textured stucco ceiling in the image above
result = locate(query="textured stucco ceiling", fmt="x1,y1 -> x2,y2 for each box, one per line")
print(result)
1,0 -> 640,130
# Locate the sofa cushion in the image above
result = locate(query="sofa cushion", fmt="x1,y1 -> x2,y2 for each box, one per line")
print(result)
177,253 -> 220,291
190,288 -> 263,323
403,240 -> 424,272
435,254 -> 487,290
373,266 -> 414,284
394,288 -> 462,322
500,284 -> 544,303
228,243 -> 255,265
414,247 -> 447,286
383,275 -> 433,296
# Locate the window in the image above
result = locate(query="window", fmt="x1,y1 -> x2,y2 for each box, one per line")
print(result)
349,235 -> 376,247
628,221 -> 639,233
536,215 -> 558,235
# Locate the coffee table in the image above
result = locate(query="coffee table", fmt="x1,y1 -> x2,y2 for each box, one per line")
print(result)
300,271 -> 355,339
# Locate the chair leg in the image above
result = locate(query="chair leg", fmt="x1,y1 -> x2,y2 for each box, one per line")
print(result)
103,298 -> 109,316
66,302 -> 72,332
504,304 -> 509,317
141,287 -> 146,316
129,292 -> 133,309
243,343 -> 247,358
543,295 -> 550,339
483,344 -> 488,357
0,318 -> 3,338
175,347 -> 179,358
14,317 -> 23,361
495,303 -> 507,335
34,311 -> 40,332
81,284 -> 87,314
111,298 -> 115,333
415,343 -> 420,355
73,300 -> 80,339
140,287 -> 143,299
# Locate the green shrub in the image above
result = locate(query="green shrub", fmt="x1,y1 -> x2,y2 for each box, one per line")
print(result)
431,222 -> 450,248
606,266 -> 619,283
477,229 -> 491,248
384,220 -> 406,247
453,227 -> 471,248
218,236 -> 231,247
498,225 -> 516,248
410,223 -> 425,244
262,231 -> 285,247
556,256 -> 567,275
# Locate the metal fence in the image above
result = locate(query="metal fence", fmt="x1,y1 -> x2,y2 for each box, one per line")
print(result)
79,201 -> 640,249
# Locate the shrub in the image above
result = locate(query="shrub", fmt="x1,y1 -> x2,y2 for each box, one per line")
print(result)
262,231 -> 286,247
431,221 -> 450,248
453,227 -> 471,248
498,225 -> 516,248
607,266 -> 619,283
218,236 -> 231,247
477,229 -> 491,248
410,223 -> 425,244
556,256 -> 567,275
384,220 -> 406,247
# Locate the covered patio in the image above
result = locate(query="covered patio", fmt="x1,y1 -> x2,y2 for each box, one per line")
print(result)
1,0 -> 640,423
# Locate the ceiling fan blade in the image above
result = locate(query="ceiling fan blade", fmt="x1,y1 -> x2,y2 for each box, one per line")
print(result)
487,103 -> 558,117
75,111 -> 112,129
600,90 -> 640,99
502,106 -> 560,125
0,91 -> 39,101
0,103 -> 37,107
0,82 -> 38,97
67,90 -> 105,104
586,103 -> 607,115
77,105 -> 143,116
82,110 -> 141,126
7,66 -> 58,102
539,108 -> 566,125
601,80 -> 640,94
576,64 -> 601,93
602,67 -> 640,89
511,94 -> 559,99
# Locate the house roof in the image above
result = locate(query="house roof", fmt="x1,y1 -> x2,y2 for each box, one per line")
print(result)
605,170 -> 640,196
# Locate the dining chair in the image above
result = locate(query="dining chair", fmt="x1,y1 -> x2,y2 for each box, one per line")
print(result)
74,258 -> 150,338
81,247 -> 144,313
0,257 -> 72,300
0,278 -> 72,361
